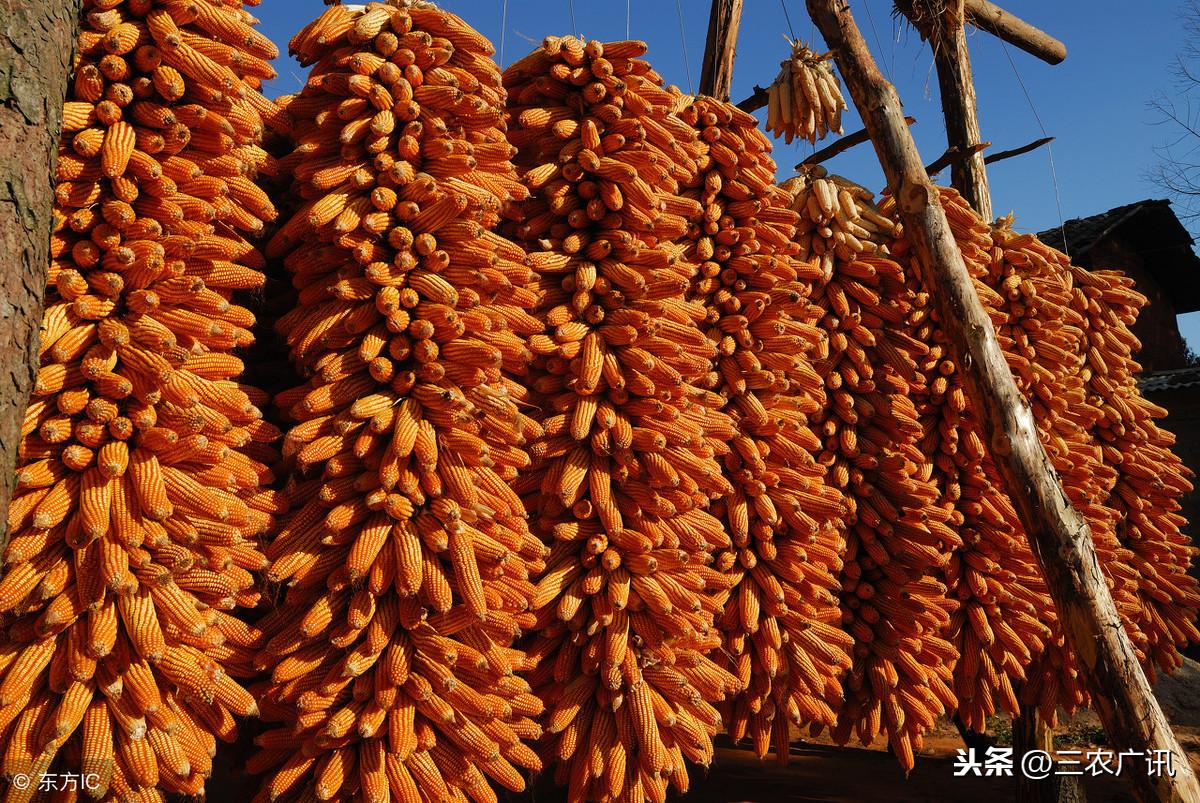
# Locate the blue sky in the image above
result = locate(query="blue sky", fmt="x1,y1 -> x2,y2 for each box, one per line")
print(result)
253,0 -> 1200,352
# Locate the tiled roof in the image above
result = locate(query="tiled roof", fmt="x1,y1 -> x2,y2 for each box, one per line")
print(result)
1139,367 -> 1200,393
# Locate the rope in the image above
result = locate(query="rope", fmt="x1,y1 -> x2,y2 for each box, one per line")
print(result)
626,0 -> 631,39
863,0 -> 892,83
499,0 -> 508,66
780,0 -> 797,41
567,0 -> 579,38
998,36 -> 1068,256
675,0 -> 693,93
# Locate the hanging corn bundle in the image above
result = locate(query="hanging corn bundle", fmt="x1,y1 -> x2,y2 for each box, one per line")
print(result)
504,37 -> 742,803
675,96 -> 852,761
764,40 -> 847,145
782,167 -> 899,278
884,193 -> 1060,732
783,175 -> 961,770
4,0 -> 283,798
1061,263 -> 1200,677
251,4 -> 548,803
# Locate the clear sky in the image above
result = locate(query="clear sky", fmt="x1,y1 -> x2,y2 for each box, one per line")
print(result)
253,0 -> 1200,353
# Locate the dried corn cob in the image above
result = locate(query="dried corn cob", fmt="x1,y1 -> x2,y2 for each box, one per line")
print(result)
764,40 -> 847,145
4,0 -> 282,798
505,37 -> 741,803
253,5 -> 545,803
675,96 -> 852,762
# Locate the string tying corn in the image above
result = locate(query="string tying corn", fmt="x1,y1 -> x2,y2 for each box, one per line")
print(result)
5,0 -> 283,798
676,96 -> 851,762
253,5 -> 546,803
505,37 -> 741,803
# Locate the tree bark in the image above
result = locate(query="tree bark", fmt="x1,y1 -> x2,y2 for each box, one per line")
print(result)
964,0 -> 1067,65
805,2 -> 1200,802
699,0 -> 745,101
0,0 -> 82,543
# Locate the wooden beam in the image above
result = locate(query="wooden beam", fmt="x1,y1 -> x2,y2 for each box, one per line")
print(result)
803,3 -> 1200,803
986,135 -> 1053,164
924,141 -> 990,176
699,0 -> 746,101
795,116 -> 916,168
735,84 -> 769,113
965,0 -> 1066,65
899,0 -> 993,220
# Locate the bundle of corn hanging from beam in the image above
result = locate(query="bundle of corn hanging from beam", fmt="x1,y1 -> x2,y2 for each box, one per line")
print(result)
904,195 -> 1143,726
3,0 -> 284,798
1060,260 -> 1200,678
674,96 -> 852,762
782,176 -> 962,769
781,167 -> 899,279
886,193 -> 1064,733
764,39 -> 847,145
250,4 -> 550,803
503,36 -> 743,803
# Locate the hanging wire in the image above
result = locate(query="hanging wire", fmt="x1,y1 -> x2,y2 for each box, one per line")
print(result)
567,0 -> 579,38
997,36 -> 1069,256
780,0 -> 797,40
675,0 -> 694,93
626,0 -> 631,39
499,0 -> 508,66
863,0 -> 892,83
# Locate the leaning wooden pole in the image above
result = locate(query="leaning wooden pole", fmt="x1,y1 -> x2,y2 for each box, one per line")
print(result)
699,0 -> 745,100
804,2 -> 1200,802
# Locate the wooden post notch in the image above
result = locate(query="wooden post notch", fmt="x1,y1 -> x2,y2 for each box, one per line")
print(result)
804,1 -> 1200,802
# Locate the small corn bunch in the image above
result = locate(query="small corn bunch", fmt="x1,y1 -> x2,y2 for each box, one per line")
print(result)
5,0 -> 283,798
252,4 -> 548,803
764,40 -> 847,145
788,179 -> 960,770
505,38 -> 742,803
675,96 -> 852,761
781,167 -> 899,278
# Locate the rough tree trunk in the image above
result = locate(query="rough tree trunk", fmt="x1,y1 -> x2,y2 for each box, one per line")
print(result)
0,0 -> 83,543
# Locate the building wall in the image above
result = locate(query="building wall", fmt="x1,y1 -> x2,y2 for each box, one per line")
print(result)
1084,238 -> 1189,372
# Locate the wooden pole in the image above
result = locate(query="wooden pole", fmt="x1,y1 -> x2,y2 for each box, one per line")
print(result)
965,0 -> 1067,65
898,0 -> 992,221
699,0 -> 745,101
804,2 -> 1200,802
0,0 -> 83,548
795,117 -> 915,168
